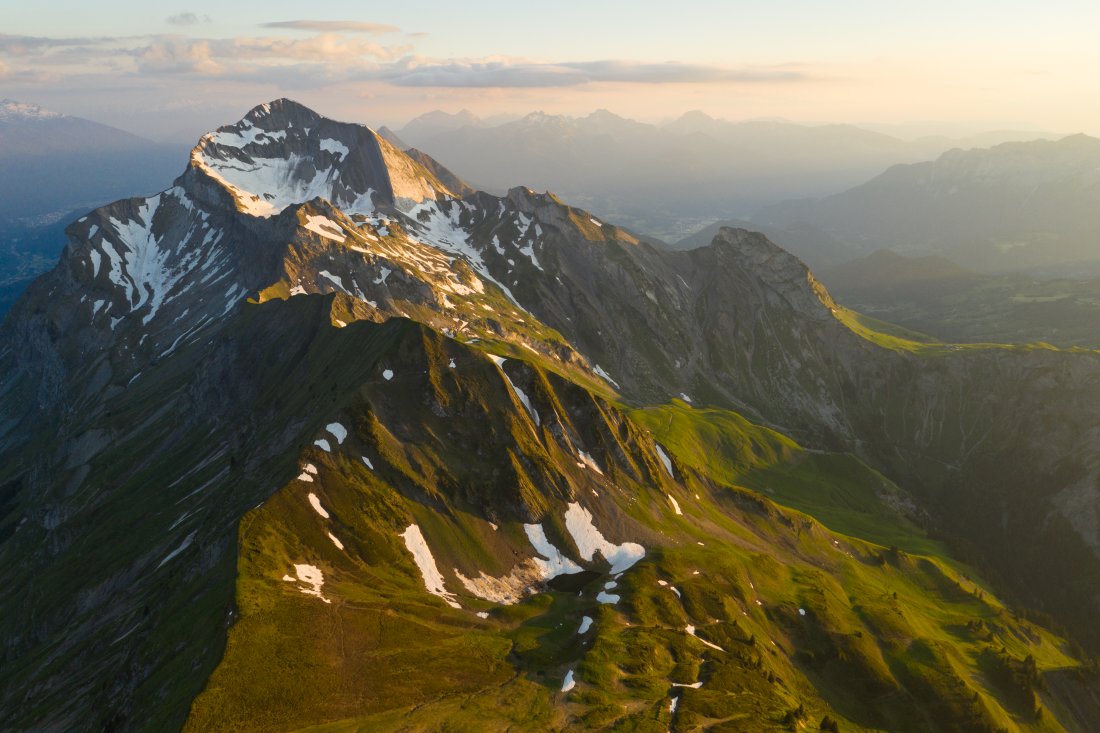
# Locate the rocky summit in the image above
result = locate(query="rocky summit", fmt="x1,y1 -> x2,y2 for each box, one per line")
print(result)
3,99 -> 1100,732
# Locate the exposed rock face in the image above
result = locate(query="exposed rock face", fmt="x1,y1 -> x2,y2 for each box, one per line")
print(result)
189,98 -> 457,218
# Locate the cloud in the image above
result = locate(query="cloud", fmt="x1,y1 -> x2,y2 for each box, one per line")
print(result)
137,39 -> 222,74
133,33 -> 411,76
381,60 -> 586,88
1,29 -> 810,93
261,20 -> 399,34
167,12 -> 212,27
379,58 -> 808,88
0,33 -> 110,56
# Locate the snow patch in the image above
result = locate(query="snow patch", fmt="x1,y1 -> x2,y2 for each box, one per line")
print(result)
523,523 -> 583,579
304,215 -> 344,241
326,422 -> 348,444
401,524 -> 460,608
308,493 -> 330,519
405,200 -> 524,307
104,193 -> 191,326
314,438 -> 332,452
194,136 -> 377,218
492,359 -> 539,425
319,138 -> 350,157
156,531 -> 196,569
578,616 -> 593,634
593,364 -> 619,388
667,495 -> 682,516
88,248 -> 101,277
563,502 -> 645,573
319,270 -> 348,292
685,625 -> 725,652
655,444 -> 674,478
328,532 -> 345,550
576,451 -> 603,475
283,563 -> 331,603
561,669 -> 576,692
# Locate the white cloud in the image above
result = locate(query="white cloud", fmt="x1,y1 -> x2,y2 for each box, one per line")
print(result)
166,12 -> 212,27
135,34 -> 410,75
138,39 -> 222,74
0,33 -> 109,56
261,20 -> 399,34
1,29 -> 809,94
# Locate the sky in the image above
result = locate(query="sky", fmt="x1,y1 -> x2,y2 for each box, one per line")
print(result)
2,1 -> 1099,141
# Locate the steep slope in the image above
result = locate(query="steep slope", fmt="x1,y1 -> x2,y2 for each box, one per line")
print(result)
757,134 -> 1100,273
406,208 -> 1100,657
183,342 -> 1093,732
0,295 -> 411,731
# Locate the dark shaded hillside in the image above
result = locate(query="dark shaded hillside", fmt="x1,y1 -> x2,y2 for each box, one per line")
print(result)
819,250 -> 1100,348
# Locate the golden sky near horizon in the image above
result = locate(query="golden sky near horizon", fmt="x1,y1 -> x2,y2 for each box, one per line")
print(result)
1,0 -> 1097,140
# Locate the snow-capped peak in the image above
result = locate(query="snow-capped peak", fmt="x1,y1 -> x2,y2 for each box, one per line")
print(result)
189,98 -> 455,219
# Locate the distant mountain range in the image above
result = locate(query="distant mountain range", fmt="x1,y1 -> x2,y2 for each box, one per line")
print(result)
394,108 -> 1055,241
0,100 -> 188,315
0,99 -> 187,221
756,134 -> 1100,274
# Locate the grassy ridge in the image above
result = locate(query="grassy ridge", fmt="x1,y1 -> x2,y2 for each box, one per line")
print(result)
184,337 -> 1096,733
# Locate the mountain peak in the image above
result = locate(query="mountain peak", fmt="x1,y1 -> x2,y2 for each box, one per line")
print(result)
188,99 -> 459,218
679,109 -> 715,122
241,97 -> 323,127
400,109 -> 483,137
709,226 -> 839,315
